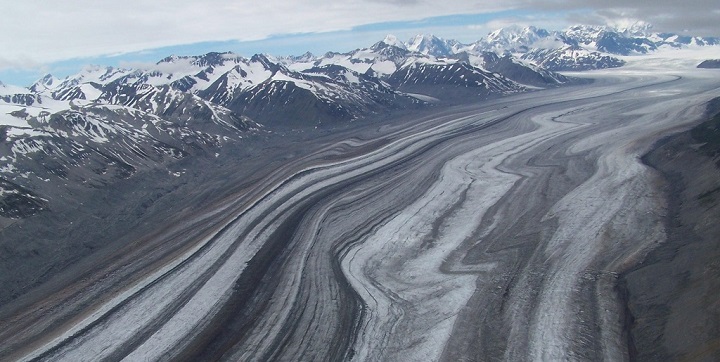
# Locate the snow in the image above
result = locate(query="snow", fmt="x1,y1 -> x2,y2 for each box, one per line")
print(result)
79,83 -> 103,101
0,105 -> 32,128
0,188 -> 20,197
285,60 -> 316,72
611,19 -> 653,36
381,34 -> 407,50
66,65 -> 131,87
106,53 -> 264,95
5,127 -> 50,142
531,36 -> 565,50
0,95 -> 71,128
313,49 -> 397,76
0,82 -> 32,96
271,72 -> 313,91
351,49 -> 381,62
0,163 -> 16,173
232,61 -> 274,88
71,114 -> 115,143
369,61 -> 397,76
343,71 -> 360,84
30,74 -> 62,93
407,34 -> 460,56
10,137 -> 46,157
481,25 -> 552,53
618,46 -> 720,70
334,59 -> 371,74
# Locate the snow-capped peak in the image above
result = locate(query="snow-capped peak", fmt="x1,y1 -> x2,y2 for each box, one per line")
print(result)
29,74 -> 61,93
479,25 -> 554,53
61,65 -> 129,87
158,54 -> 181,64
293,51 -> 316,62
563,24 -> 608,43
406,34 -> 455,57
612,20 -> 653,37
381,34 -> 407,50
489,25 -> 549,43
488,25 -> 530,38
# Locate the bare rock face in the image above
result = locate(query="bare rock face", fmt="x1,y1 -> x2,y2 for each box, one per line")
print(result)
0,178 -> 47,218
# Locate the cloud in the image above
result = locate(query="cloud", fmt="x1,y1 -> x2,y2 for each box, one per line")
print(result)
464,12 -> 576,40
0,56 -> 46,72
0,0 -> 717,73
0,0 -> 512,66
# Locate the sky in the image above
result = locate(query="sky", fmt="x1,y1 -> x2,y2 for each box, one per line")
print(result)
1,0 -> 718,86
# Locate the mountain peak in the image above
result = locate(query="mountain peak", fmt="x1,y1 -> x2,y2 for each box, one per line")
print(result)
409,33 -> 439,41
194,51 -> 239,67
381,34 -> 407,50
298,51 -> 315,59
29,73 -> 61,93
370,35 -> 409,52
406,34 -> 455,57
611,20 -> 653,36
488,25 -> 527,36
487,25 -> 548,39
487,24 -> 550,41
39,73 -> 59,86
564,24 -> 607,37
157,54 -> 184,65
481,25 -> 552,53
250,53 -> 283,73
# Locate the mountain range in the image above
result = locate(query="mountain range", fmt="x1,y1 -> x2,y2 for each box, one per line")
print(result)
1,23 -> 717,219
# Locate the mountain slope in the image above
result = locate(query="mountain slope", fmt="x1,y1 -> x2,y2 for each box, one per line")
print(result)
227,63 -> 420,126
387,59 -> 525,99
406,34 -> 460,57
520,45 -> 626,71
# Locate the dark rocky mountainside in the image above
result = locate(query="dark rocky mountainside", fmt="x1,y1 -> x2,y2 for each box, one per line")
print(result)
387,61 -> 524,99
622,98 -> 720,361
